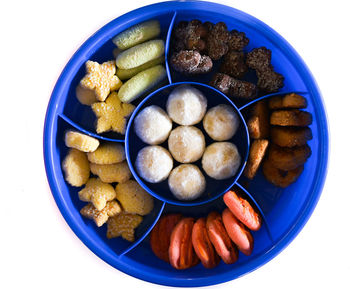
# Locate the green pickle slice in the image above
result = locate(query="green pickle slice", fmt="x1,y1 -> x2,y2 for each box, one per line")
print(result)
118,65 -> 166,103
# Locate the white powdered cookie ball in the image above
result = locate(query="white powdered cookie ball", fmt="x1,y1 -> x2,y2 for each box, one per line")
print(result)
166,85 -> 207,125
168,164 -> 206,200
168,126 -> 205,163
134,105 -> 172,145
136,146 -> 173,183
203,104 -> 239,141
202,142 -> 241,180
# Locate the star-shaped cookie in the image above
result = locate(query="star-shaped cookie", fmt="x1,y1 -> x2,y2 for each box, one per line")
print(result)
79,60 -> 122,102
91,92 -> 135,134
80,200 -> 121,227
106,212 -> 143,242
78,178 -> 116,211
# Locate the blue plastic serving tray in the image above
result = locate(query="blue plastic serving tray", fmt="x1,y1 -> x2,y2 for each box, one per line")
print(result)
43,1 -> 329,287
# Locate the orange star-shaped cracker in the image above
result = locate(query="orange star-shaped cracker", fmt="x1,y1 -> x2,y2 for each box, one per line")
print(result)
80,200 -> 121,227
78,178 -> 116,211
91,92 -> 135,134
79,60 -> 122,102
106,212 -> 143,242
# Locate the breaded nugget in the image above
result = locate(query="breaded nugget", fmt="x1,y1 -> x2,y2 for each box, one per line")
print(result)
90,161 -> 131,183
268,93 -> 307,110
247,100 -> 269,139
115,180 -> 154,215
262,159 -> 303,188
270,109 -> 312,126
62,149 -> 90,187
267,144 -> 311,170
270,126 -> 312,147
243,139 -> 269,179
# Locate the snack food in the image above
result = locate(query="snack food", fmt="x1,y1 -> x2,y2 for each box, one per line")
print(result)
171,20 -> 248,54
62,148 -> 90,187
169,218 -> 199,270
78,60 -> 122,102
246,47 -> 284,93
219,51 -> 247,79
134,105 -> 172,145
203,104 -> 239,141
136,145 -> 173,183
223,190 -> 262,231
118,65 -> 166,103
192,217 -> 220,268
80,200 -> 121,227
107,212 -> 143,242
202,142 -> 241,180
78,178 -> 116,211
87,143 -> 125,165
116,40 -> 164,69
267,144 -> 311,171
117,56 -> 164,80
247,100 -> 269,139
268,93 -> 307,110
262,159 -> 304,188
171,20 -> 209,52
206,211 -> 238,264
168,164 -> 206,201
270,126 -> 312,147
243,139 -> 269,179
168,126 -> 205,163
166,85 -> 207,125
228,29 -> 249,51
222,208 -> 253,256
210,73 -> 257,99
115,180 -> 154,215
65,130 -> 99,152
170,50 -> 213,74
91,92 -> 135,134
270,109 -> 313,127
150,214 -> 183,262
205,22 -> 230,60
76,85 -> 99,105
90,161 -> 131,183
113,20 -> 161,50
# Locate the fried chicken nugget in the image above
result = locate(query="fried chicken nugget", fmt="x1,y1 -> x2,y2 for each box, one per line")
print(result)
268,93 -> 307,110
262,159 -> 303,188
270,109 -> 312,127
247,100 -> 269,139
267,144 -> 311,171
243,139 -> 269,179
270,126 -> 312,147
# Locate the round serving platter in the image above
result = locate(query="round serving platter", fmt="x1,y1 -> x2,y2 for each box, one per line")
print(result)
44,1 -> 328,286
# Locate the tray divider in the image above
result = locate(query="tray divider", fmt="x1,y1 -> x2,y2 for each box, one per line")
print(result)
58,114 -> 125,143
234,182 -> 275,242
238,91 -> 309,111
164,12 -> 177,84
120,201 -> 166,256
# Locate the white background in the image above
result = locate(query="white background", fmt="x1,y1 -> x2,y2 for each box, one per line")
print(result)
1,0 -> 349,288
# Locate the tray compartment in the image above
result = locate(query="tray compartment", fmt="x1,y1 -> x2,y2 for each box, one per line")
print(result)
167,10 -> 310,108
61,12 -> 175,140
124,196 -> 273,275
56,116 -> 165,255
125,82 -> 249,206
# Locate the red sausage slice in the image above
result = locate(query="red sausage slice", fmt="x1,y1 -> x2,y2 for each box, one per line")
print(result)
222,208 -> 254,256
192,217 -> 220,268
223,190 -> 262,231
206,211 -> 238,264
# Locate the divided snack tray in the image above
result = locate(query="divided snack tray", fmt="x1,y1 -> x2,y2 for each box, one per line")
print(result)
43,1 -> 329,287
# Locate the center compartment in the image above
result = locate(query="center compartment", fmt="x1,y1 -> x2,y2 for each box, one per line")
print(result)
125,82 -> 250,206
